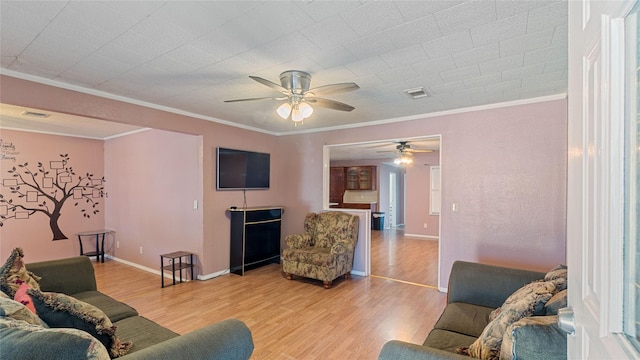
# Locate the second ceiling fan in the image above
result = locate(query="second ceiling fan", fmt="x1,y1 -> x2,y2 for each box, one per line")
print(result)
224,70 -> 359,124
377,141 -> 434,165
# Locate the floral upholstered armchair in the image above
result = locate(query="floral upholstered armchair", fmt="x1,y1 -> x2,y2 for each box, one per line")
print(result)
282,211 -> 359,289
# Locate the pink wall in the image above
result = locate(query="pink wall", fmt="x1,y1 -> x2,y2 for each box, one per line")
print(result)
0,75 -> 567,289
0,129 -> 105,262
281,99 -> 567,288
104,129 -> 203,274
0,75 -> 286,276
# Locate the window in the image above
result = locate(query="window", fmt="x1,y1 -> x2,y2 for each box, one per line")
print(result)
624,1 -> 640,351
429,166 -> 440,215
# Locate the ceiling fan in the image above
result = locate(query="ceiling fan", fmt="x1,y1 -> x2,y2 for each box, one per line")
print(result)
376,141 -> 434,165
224,70 -> 359,125
377,141 -> 434,154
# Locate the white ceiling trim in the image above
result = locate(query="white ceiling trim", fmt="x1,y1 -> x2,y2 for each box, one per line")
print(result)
0,69 -> 277,136
0,125 -> 109,141
281,93 -> 567,136
1,69 -> 566,137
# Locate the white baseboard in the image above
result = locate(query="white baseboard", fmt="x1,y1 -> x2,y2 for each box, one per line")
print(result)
198,269 -> 230,280
109,255 -> 172,278
109,255 -> 230,281
403,234 -> 440,240
351,270 -> 366,277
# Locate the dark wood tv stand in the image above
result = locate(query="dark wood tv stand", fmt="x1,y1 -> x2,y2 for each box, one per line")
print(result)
228,206 -> 283,275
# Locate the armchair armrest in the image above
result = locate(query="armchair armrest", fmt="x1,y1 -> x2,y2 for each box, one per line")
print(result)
331,240 -> 354,255
447,261 -> 545,309
120,319 -> 254,360
285,233 -> 312,249
379,340 -> 470,360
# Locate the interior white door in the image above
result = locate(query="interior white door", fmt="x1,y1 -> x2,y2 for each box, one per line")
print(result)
567,1 -> 637,358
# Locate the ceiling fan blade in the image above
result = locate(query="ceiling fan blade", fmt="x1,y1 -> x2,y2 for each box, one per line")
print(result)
307,97 -> 355,112
249,76 -> 289,93
308,82 -> 359,96
409,149 -> 434,153
224,96 -> 286,103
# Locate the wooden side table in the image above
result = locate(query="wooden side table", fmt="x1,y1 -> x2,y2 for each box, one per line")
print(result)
77,229 -> 113,263
160,251 -> 194,288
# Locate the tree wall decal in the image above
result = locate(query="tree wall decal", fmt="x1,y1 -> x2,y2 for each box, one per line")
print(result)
0,154 -> 105,240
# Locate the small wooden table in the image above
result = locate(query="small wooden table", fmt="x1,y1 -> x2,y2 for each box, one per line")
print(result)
160,251 -> 195,288
77,229 -> 113,263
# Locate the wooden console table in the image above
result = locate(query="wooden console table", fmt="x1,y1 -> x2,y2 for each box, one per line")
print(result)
228,206 -> 283,275
160,251 -> 194,288
77,229 -> 113,263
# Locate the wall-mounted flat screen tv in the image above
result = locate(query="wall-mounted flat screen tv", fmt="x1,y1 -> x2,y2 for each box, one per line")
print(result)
216,147 -> 270,190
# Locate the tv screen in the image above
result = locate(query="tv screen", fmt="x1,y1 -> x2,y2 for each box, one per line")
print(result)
216,147 -> 270,190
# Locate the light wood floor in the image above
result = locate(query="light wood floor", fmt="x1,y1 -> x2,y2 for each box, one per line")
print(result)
94,236 -> 446,359
370,228 -> 439,287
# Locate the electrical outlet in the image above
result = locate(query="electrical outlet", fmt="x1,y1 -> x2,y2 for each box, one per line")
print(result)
168,259 -> 173,264
139,246 -> 143,254
423,223 -> 428,229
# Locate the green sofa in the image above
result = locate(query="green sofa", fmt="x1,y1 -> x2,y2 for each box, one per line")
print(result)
2,256 -> 254,359
379,261 -> 567,360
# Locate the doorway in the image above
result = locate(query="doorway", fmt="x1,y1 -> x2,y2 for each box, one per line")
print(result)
325,135 -> 441,288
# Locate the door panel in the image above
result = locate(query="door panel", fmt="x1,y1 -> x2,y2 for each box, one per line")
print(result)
567,1 -> 637,358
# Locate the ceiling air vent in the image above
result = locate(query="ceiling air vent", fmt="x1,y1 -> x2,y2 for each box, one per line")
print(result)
20,111 -> 50,118
403,87 -> 429,99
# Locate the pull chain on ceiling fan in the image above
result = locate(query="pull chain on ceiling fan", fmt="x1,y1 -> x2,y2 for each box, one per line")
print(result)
224,70 -> 359,126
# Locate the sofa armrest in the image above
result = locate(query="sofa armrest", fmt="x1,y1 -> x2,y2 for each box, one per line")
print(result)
501,316 -> 566,360
120,318 -> 254,360
26,256 -> 97,295
285,233 -> 312,249
447,261 -> 545,309
378,340 -> 471,360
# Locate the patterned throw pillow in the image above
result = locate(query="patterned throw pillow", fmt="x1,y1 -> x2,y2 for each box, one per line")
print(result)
0,248 -> 41,297
544,289 -> 567,316
0,295 -> 46,326
28,289 -> 132,358
544,265 -> 567,291
457,280 -> 557,360
488,264 -> 568,322
0,317 -> 110,360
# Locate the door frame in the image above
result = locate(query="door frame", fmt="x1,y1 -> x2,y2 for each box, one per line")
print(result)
322,135 -> 442,286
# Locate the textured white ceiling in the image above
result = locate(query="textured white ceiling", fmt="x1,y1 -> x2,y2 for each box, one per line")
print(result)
0,0 -> 567,136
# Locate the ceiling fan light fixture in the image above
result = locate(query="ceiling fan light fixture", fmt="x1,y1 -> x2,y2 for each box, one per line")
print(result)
276,102 -> 292,119
394,152 -> 413,165
299,102 -> 313,118
291,105 -> 305,122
